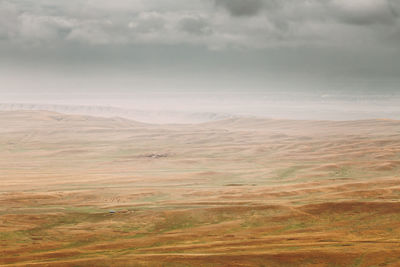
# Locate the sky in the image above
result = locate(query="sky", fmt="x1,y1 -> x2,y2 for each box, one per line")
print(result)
1,0 -> 400,120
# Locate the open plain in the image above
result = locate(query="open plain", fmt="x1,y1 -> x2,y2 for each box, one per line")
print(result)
1,111 -> 400,266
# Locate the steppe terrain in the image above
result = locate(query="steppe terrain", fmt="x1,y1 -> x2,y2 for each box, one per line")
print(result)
1,111 -> 400,266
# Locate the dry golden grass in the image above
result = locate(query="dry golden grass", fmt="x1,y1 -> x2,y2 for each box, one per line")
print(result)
1,111 -> 400,266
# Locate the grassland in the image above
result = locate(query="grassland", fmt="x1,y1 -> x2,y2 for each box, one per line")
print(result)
1,111 -> 400,266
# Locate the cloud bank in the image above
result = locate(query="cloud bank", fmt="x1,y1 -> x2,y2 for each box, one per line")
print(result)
0,0 -> 399,50
1,0 -> 400,108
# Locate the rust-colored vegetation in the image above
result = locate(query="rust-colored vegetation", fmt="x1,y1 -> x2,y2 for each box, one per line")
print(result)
1,111 -> 400,266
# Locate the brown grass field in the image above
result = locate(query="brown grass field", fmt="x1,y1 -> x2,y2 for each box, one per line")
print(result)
1,110 -> 400,266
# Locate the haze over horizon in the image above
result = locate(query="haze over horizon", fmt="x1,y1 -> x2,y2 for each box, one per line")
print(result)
1,0 -> 400,121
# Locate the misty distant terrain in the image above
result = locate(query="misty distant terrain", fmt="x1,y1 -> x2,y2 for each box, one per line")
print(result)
1,91 -> 400,124
0,103 -> 233,124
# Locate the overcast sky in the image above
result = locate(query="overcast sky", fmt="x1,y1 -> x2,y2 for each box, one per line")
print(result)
1,0 -> 400,118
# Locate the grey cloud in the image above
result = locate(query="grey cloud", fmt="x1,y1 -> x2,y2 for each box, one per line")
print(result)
66,21 -> 117,45
18,14 -> 75,42
2,0 -> 400,108
331,0 -> 396,25
129,12 -> 165,34
179,17 -> 211,35
214,0 -> 398,26
0,2 -> 19,40
214,0 -> 265,17
388,0 -> 400,17
0,0 -> 400,50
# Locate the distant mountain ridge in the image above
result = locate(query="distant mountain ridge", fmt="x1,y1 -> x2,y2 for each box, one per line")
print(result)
0,103 -> 234,124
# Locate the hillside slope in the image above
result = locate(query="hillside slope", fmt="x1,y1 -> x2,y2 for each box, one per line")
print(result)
1,111 -> 400,266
